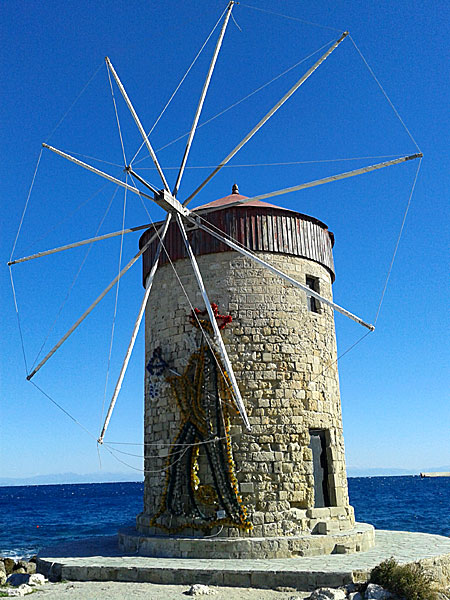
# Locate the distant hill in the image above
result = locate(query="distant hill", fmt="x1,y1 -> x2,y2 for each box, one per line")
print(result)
0,472 -> 144,486
347,465 -> 450,478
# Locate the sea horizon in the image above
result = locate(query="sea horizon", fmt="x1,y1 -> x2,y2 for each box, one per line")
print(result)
2,466 -> 450,487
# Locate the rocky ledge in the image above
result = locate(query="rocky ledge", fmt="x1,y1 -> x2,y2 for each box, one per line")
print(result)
0,557 -> 36,584
0,557 -> 48,597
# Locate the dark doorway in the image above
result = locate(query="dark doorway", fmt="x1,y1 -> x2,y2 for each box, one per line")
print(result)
309,429 -> 331,507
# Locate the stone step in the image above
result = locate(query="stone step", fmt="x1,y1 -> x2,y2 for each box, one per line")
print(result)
118,523 -> 375,559
36,529 -> 450,592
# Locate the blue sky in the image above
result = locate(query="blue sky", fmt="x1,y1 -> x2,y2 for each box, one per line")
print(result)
1,0 -> 448,482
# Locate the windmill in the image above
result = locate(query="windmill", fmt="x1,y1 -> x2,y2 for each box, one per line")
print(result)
9,1 -> 421,556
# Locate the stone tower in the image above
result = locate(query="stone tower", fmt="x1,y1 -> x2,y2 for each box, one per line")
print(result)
119,186 -> 374,558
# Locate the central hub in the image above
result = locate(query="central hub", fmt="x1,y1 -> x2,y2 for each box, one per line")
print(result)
153,190 -> 190,217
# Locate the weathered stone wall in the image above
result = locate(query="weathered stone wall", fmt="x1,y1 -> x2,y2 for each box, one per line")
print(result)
137,250 -> 354,538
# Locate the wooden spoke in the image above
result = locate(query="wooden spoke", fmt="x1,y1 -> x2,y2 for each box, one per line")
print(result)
8,223 -> 152,266
26,223 -> 166,381
189,216 -> 375,331
98,215 -> 172,444
42,143 -> 157,196
176,214 -> 251,430
243,154 -> 423,203
172,1 -> 234,198
183,32 -> 349,206
105,57 -> 170,192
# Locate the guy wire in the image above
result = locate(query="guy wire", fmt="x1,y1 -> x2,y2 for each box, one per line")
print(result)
9,150 -> 42,263
30,186 -> 120,371
9,267 -> 28,374
237,3 -> 342,33
133,38 -> 336,163
44,61 -> 104,144
349,35 -> 421,154
373,157 -> 422,325
129,4 -> 229,166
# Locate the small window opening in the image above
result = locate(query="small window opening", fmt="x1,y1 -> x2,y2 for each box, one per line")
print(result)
306,275 -> 320,313
309,429 -> 331,507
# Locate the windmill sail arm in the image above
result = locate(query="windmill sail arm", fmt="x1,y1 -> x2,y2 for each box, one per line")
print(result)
173,1 -> 234,198
242,153 -> 423,203
190,217 -> 375,331
98,278 -> 152,445
8,223 -> 152,266
176,214 -> 251,430
26,223 -> 166,381
42,143 -> 157,196
98,214 -> 173,444
105,57 -> 170,192
183,31 -> 349,206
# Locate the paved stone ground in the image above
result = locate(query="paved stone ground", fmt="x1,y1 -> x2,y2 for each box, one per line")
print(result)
37,530 -> 450,592
28,581 -> 312,599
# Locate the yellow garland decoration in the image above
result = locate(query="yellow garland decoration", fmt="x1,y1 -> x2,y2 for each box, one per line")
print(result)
149,340 -> 252,534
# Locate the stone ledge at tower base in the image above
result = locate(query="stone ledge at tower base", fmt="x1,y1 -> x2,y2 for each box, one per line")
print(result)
36,530 -> 450,591
118,523 -> 375,558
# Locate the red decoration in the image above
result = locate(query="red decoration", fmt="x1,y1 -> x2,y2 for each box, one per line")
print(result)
190,303 -> 232,331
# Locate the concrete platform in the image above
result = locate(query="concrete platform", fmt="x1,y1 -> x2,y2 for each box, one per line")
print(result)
37,530 -> 450,592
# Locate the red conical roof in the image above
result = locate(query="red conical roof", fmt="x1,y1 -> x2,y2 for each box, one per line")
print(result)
193,184 -> 296,214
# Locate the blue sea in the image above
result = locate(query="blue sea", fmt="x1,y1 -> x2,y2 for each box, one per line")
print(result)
0,476 -> 448,558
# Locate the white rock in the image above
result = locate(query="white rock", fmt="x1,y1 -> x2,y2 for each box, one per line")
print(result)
18,585 -> 33,593
365,583 -> 392,599
349,593 -> 364,600
186,584 -> 217,596
308,588 -> 347,600
28,573 -> 46,586
3,584 -> 33,597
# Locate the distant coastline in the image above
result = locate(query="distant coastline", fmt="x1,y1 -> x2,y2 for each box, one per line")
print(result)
0,473 -> 144,487
1,465 -> 450,486
347,465 -> 450,478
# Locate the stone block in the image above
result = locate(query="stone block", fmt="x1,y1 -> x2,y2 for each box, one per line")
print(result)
240,482 -> 254,493
250,570 -> 280,589
307,507 -> 331,519
224,571 -> 252,587
100,567 -> 119,581
64,566 -> 87,581
117,567 -> 139,582
190,571 -> 224,586
263,523 -> 279,536
329,506 -> 347,517
334,543 -> 356,554
315,521 -> 341,535
339,519 -> 352,531
252,512 -> 264,525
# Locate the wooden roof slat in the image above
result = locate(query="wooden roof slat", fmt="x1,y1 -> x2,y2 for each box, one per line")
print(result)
140,205 -> 336,285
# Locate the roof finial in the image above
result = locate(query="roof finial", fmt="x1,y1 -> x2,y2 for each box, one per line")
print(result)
232,183 -> 239,195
